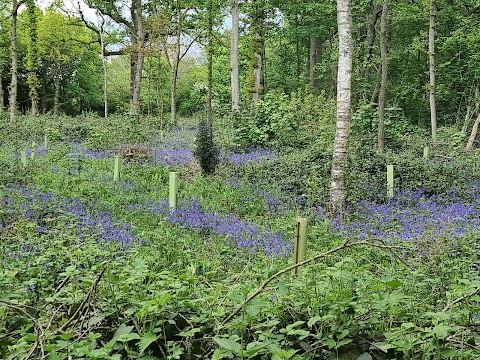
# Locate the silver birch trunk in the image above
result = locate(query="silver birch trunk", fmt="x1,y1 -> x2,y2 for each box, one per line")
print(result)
100,24 -> 108,118
230,0 -> 240,112
330,0 -> 353,214
429,0 -> 437,140
377,0 -> 388,152
9,0 -> 18,124
207,0 -> 213,125
251,9 -> 264,104
131,0 -> 144,115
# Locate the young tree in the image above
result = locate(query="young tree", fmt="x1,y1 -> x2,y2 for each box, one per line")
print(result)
429,0 -> 437,140
37,10 -> 102,114
250,0 -> 265,104
75,6 -> 109,118
330,0 -> 353,214
230,0 -> 240,112
148,0 -> 199,125
85,0 -> 145,115
0,14 -> 10,111
308,36 -> 321,92
377,0 -> 388,152
9,0 -> 23,122
25,0 -> 40,115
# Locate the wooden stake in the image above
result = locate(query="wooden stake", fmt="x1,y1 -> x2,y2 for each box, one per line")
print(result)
20,150 -> 27,168
114,155 -> 122,182
30,142 -> 37,160
44,133 -> 48,149
292,217 -> 308,275
387,164 -> 394,197
423,146 -> 429,160
169,172 -> 179,209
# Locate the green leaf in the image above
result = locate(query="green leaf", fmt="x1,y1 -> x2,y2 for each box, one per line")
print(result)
285,321 -> 305,332
106,323 -> 133,348
441,349 -> 458,357
178,327 -> 201,338
336,329 -> 349,339
211,349 -> 232,360
138,332 -> 158,354
371,342 -> 394,353
336,338 -> 353,348
244,341 -> 271,357
432,324 -> 454,339
119,332 -> 140,342
286,329 -> 310,340
323,338 -> 336,348
385,279 -> 403,288
271,348 -> 298,359
213,337 -> 242,355
307,316 -> 322,328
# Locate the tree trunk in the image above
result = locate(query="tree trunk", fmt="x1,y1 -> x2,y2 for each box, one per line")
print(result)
309,36 -> 322,92
461,105 -> 472,136
167,4 -> 182,126
466,113 -> 480,151
363,3 -> 382,81
130,0 -> 144,115
251,8 -> 265,104
130,49 -> 137,101
100,24 -> 108,118
330,0 -> 353,214
207,0 -> 213,125
170,68 -> 178,125
26,0 -> 39,116
230,0 -> 240,113
53,75 -> 60,116
157,56 -> 164,128
9,0 -> 19,124
0,75 -> 4,110
377,0 -> 388,152
370,63 -> 381,105
30,75 -> 39,116
429,0 -> 437,140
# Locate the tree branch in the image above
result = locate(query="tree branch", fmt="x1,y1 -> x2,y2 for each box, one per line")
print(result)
222,240 -> 410,324
443,286 -> 480,312
179,35 -> 198,61
84,0 -> 133,32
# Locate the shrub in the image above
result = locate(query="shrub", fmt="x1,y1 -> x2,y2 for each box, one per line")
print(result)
194,122 -> 219,175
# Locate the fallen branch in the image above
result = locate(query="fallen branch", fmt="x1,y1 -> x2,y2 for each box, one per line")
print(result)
0,301 -> 45,360
443,285 -> 480,312
54,266 -> 107,334
222,240 -> 409,324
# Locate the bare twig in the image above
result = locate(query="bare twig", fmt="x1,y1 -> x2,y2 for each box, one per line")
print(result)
54,266 -> 107,334
54,276 -> 71,295
446,336 -> 480,351
0,301 -> 45,359
222,240 -> 409,324
444,286 -> 480,312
